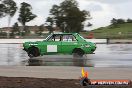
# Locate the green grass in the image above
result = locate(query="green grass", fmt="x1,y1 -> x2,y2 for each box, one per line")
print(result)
81,23 -> 132,39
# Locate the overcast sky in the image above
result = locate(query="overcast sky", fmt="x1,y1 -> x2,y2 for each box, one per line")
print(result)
0,0 -> 132,30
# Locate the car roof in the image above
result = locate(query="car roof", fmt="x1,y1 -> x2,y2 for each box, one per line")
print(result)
52,32 -> 78,35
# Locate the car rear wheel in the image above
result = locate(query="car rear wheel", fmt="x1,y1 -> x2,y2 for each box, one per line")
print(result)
28,47 -> 40,58
73,49 -> 84,57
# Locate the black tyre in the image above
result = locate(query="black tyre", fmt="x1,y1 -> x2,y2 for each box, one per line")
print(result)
28,47 -> 40,58
73,49 -> 84,57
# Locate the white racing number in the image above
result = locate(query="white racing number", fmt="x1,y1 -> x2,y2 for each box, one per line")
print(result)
47,45 -> 57,52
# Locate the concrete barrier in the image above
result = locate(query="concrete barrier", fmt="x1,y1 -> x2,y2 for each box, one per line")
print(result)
0,39 -> 107,44
109,39 -> 132,44
86,39 -> 107,44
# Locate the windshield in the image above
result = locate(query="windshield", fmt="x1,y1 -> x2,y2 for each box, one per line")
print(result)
77,34 -> 86,41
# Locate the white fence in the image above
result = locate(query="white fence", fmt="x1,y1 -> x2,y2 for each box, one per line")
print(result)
0,39 -> 107,44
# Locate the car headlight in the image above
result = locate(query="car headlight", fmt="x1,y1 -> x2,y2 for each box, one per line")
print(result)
85,44 -> 90,48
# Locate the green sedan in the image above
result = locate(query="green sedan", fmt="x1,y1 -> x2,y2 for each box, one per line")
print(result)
23,33 -> 96,57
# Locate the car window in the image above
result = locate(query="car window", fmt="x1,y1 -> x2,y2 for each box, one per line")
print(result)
47,35 -> 62,41
62,35 -> 77,42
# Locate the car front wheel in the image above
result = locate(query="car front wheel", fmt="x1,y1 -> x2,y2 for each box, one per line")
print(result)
28,47 -> 40,58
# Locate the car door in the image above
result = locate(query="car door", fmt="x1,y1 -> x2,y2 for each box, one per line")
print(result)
44,34 -> 62,54
61,34 -> 79,54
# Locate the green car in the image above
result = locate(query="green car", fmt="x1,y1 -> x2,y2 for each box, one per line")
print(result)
23,33 -> 96,57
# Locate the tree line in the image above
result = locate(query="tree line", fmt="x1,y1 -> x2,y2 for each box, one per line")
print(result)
111,18 -> 132,25
0,0 -> 90,38
46,0 -> 90,33
0,0 -> 36,28
0,0 -> 37,37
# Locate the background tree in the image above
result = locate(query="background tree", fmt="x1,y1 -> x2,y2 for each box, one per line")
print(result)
46,17 -> 54,33
0,1 -> 6,37
127,18 -> 132,23
2,0 -> 17,38
111,18 -> 117,25
12,22 -> 20,33
47,0 -> 90,33
18,2 -> 37,36
0,3 -> 6,18
38,24 -> 45,35
2,0 -> 17,27
116,19 -> 125,24
11,22 -> 19,36
111,18 -> 125,25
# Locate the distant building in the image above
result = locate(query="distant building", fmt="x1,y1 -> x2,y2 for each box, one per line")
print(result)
0,26 -> 61,34
0,27 -> 12,33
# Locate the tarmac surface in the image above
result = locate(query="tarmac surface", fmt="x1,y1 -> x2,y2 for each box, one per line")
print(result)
0,66 -> 132,80
1,44 -> 132,67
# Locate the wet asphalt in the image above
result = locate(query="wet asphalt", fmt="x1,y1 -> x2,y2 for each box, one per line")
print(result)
0,44 -> 132,67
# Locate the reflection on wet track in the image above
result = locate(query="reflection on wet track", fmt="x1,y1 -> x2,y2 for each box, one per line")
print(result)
0,44 -> 132,67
